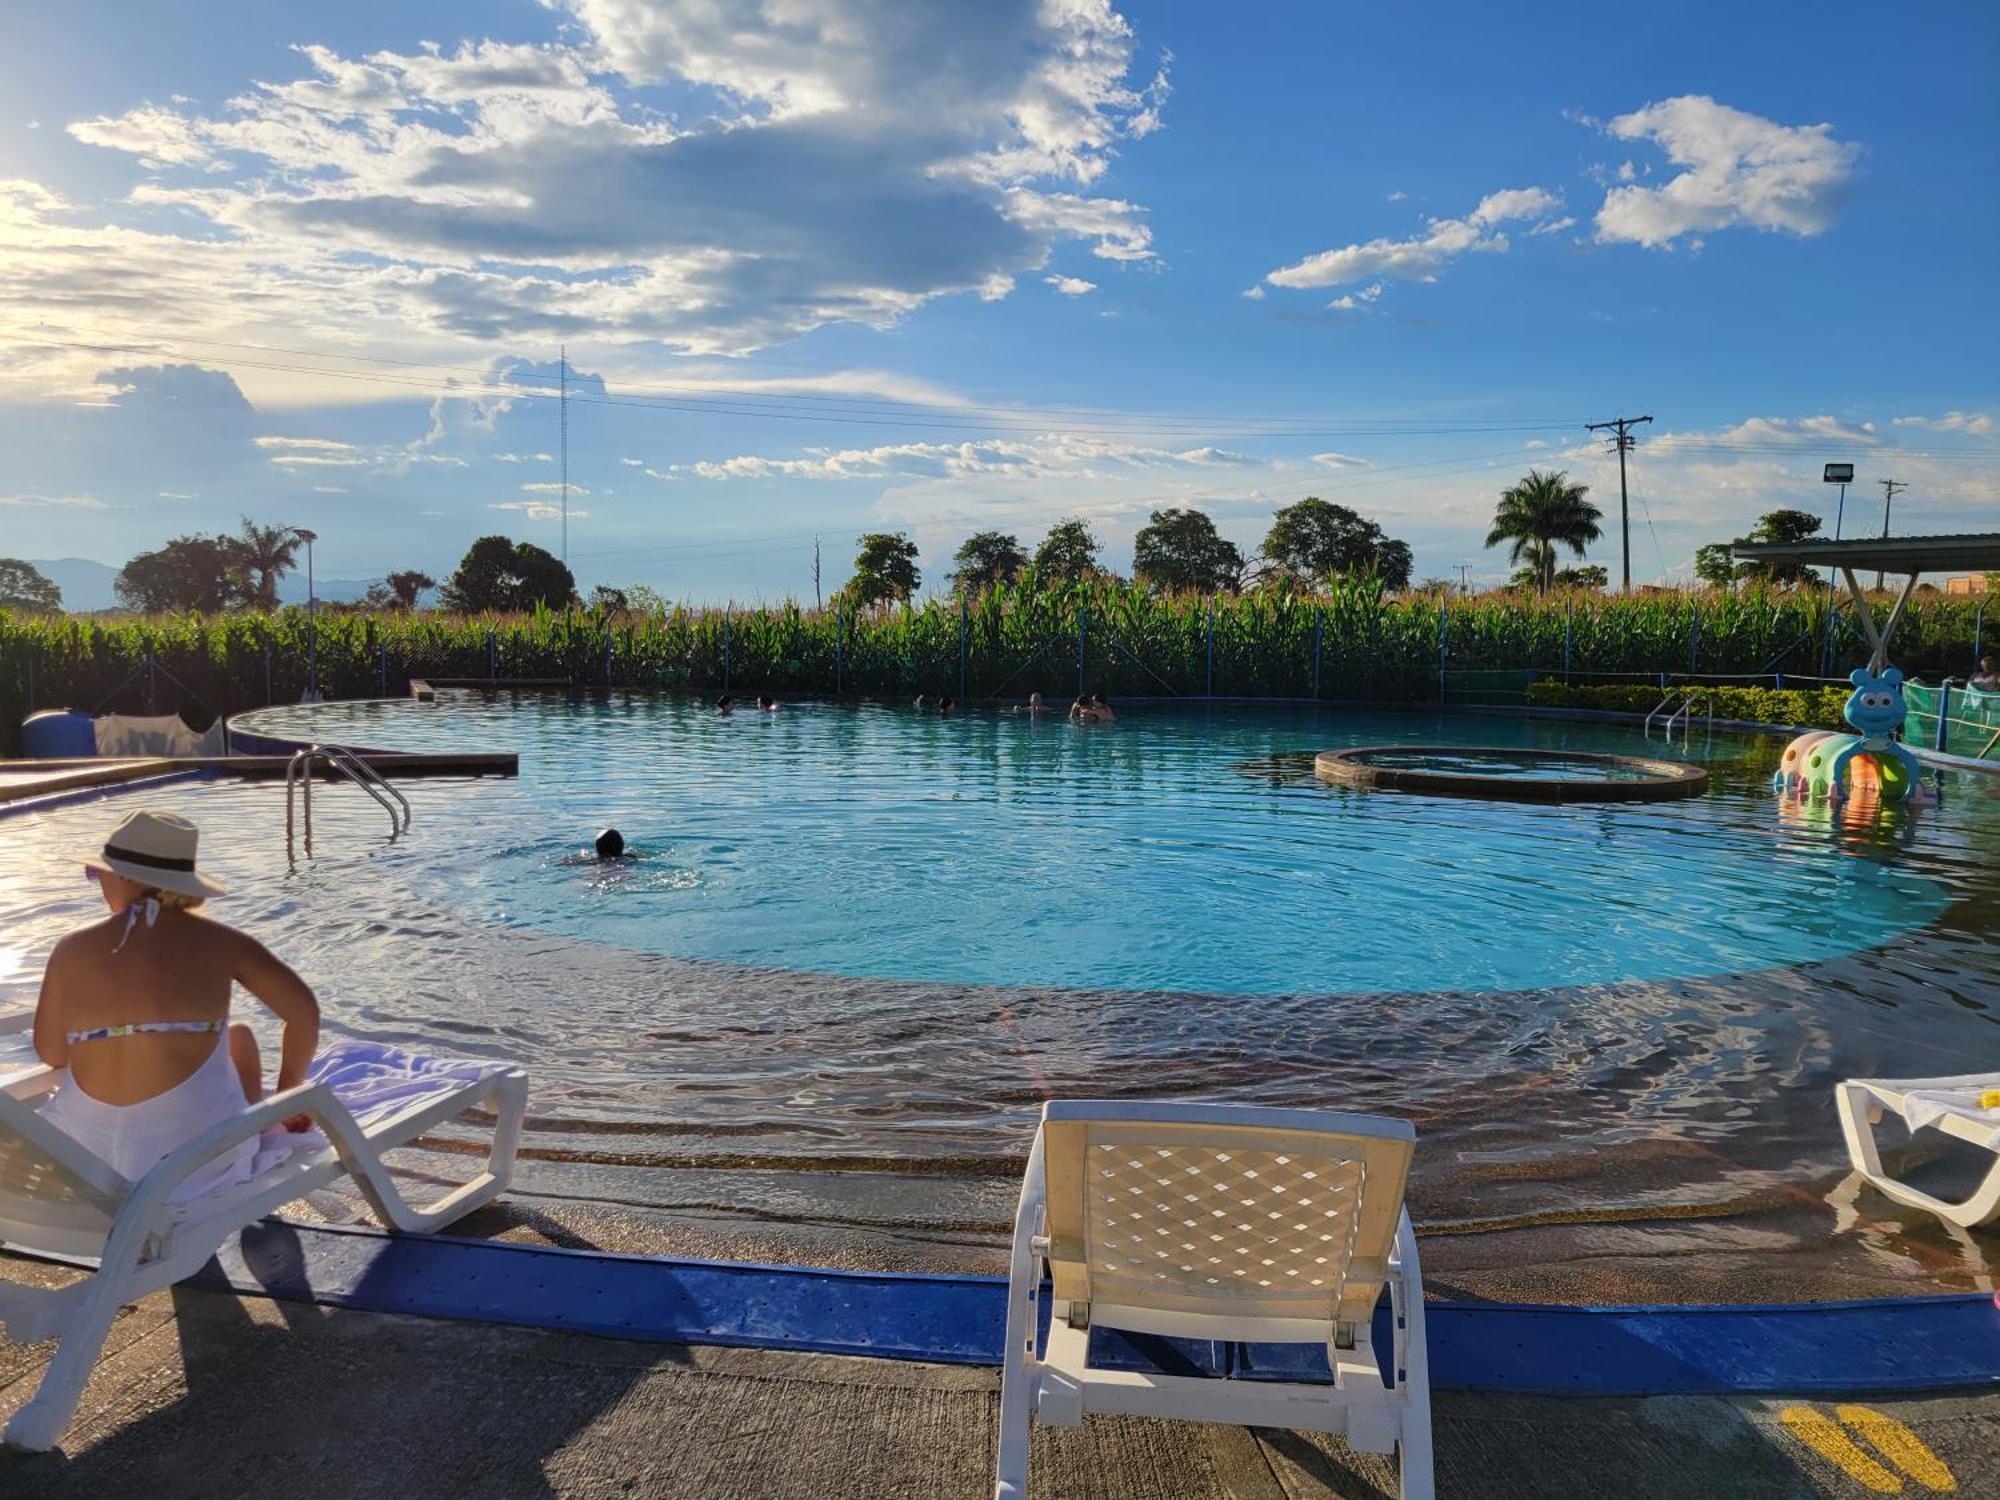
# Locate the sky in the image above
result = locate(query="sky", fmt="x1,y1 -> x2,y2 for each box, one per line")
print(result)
0,0 -> 1994,605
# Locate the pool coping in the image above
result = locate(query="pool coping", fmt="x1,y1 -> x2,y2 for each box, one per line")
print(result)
170,1217 -> 2000,1397
1314,744 -> 1712,802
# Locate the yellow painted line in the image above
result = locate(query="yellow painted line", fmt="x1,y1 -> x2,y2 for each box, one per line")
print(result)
1781,1405 -> 1903,1494
1837,1405 -> 1956,1493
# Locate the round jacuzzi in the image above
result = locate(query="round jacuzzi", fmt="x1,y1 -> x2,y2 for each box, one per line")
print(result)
1313,744 -> 1710,802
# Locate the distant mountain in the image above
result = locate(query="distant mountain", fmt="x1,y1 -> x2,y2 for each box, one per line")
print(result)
27,558 -> 378,612
26,558 -> 119,612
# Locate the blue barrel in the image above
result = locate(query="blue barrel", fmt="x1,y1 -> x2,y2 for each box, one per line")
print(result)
21,710 -> 97,758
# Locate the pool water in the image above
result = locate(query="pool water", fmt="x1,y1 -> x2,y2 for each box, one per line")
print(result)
3,694 -> 1997,1293
255,699 -> 1938,995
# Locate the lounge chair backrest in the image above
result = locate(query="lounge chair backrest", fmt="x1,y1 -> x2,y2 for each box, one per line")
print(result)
0,1082 -> 130,1259
1040,1101 -> 1414,1327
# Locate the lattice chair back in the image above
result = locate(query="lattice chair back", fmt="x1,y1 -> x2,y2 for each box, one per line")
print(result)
1040,1101 -> 1414,1329
0,1086 -> 129,1260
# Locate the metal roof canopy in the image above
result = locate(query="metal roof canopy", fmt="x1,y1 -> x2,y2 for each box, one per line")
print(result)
1729,532 -> 2000,673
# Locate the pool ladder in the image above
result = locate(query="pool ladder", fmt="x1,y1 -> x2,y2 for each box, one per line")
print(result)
286,743 -> 410,863
1645,691 -> 1712,747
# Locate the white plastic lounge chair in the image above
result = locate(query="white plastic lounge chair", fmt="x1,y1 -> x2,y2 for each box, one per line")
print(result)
994,1100 -> 1432,1500
1837,1072 -> 2000,1229
0,1055 -> 527,1451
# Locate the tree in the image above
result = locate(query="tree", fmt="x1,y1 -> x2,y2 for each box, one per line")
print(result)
845,532 -> 921,607
1731,509 -> 1824,586
1483,470 -> 1602,593
1259,498 -> 1413,590
1693,544 -> 1737,590
439,536 -> 577,612
0,559 -> 61,613
1133,508 -> 1244,593
386,569 -> 435,609
115,536 -> 244,613
590,586 -> 630,613
232,518 -> 300,609
1031,518 -> 1103,581
949,531 -> 1028,594
1553,564 -> 1608,590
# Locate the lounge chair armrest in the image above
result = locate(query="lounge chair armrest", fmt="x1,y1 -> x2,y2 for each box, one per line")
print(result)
122,1081 -> 366,1219
1,1064 -> 60,1102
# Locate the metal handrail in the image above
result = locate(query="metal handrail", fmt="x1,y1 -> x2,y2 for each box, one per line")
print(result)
286,743 -> 409,864
1644,693 -> 1678,737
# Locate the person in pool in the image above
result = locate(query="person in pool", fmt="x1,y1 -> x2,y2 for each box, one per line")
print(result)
33,810 -> 323,1199
1090,693 -> 1116,722
938,696 -> 956,717
1973,656 -> 1999,692
914,694 -> 930,711
594,828 -> 626,860
757,695 -> 778,712
715,695 -> 735,714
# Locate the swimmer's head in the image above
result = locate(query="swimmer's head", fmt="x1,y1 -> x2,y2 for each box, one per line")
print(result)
595,828 -> 626,860
1028,692 -> 1043,707
716,695 -> 734,712
758,695 -> 775,710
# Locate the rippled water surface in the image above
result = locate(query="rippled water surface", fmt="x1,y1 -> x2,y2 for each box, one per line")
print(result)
3,693 -> 1997,1293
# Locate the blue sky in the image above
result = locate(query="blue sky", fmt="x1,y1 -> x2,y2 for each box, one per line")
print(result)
1,0 -> 1994,603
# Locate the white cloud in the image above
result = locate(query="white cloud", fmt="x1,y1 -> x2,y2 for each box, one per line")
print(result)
157,489 -> 197,499
685,432 -> 1258,483
42,8 -> 1171,361
1328,281 -> 1384,311
1592,96 -> 1858,248
0,493 -> 104,509
311,485 -> 347,493
1893,410 -> 1994,436
1311,452 -> 1369,469
1045,274 -> 1098,296
1265,187 -> 1563,290
254,435 -> 356,452
1528,216 -> 1575,236
620,456 -> 645,466
491,500 -> 587,521
266,454 -> 370,467
521,481 -> 587,495
1239,285 -> 1265,300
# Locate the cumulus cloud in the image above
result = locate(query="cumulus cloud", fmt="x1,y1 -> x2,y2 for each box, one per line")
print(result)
1591,96 -> 1858,248
520,481 -> 587,495
39,5 -> 1170,364
1893,410 -> 1994,436
1045,274 -> 1098,296
1264,187 -> 1564,291
1328,282 -> 1384,311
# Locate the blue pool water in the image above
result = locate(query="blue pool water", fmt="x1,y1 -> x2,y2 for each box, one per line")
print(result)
246,696 -> 1942,997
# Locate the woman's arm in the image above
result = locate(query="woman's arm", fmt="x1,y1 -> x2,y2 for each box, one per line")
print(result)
32,942 -> 70,1070
232,933 -> 320,1092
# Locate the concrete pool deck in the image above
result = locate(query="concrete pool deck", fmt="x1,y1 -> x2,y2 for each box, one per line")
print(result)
0,1260 -> 1995,1498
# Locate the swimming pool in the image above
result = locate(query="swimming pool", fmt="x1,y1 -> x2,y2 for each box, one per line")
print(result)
4,694 -> 1997,1295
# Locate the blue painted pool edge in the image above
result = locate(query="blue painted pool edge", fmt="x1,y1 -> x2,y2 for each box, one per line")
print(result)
187,1219 -> 2000,1397
0,769 -> 219,822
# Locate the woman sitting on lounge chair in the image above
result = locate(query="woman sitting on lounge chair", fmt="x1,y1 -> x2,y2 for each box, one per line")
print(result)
31,810 -> 321,1198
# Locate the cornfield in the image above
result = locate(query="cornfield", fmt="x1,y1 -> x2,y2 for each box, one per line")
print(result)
0,581 -> 1986,754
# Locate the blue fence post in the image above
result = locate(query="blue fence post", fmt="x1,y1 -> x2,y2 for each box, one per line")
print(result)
377,640 -> 387,697
603,631 -> 613,687
486,630 -> 497,682
1204,602 -> 1214,696
1975,600 -> 1985,674
958,596 -> 968,701
1689,604 -> 1700,675
1563,597 -> 1574,683
1077,604 -> 1087,697
146,650 -> 157,715
1935,682 -> 1953,753
723,608 -> 733,693
1312,607 -> 1323,699
1775,672 -> 1786,691
835,606 -> 845,696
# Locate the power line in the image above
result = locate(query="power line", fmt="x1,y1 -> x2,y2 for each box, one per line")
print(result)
1875,477 -> 1908,590
1584,414 -> 1653,592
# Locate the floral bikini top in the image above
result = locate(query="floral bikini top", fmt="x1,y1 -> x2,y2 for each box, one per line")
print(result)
65,1019 -> 227,1046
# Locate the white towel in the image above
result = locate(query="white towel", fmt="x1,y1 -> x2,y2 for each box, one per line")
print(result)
1900,1089 -> 2000,1150
241,1040 -> 512,1180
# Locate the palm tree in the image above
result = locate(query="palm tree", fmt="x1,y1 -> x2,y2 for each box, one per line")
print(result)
233,518 -> 302,609
1484,471 -> 1602,593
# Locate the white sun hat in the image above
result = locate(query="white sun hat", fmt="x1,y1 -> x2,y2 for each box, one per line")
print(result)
81,810 -> 229,899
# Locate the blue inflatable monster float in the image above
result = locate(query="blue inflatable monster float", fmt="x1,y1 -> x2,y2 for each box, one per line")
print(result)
1774,665 -> 1927,804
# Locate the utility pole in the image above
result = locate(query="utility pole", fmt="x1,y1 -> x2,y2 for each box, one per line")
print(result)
1585,414 -> 1653,592
1455,563 -> 1472,595
1875,478 -> 1907,591
558,345 -> 569,569
814,536 -> 823,609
